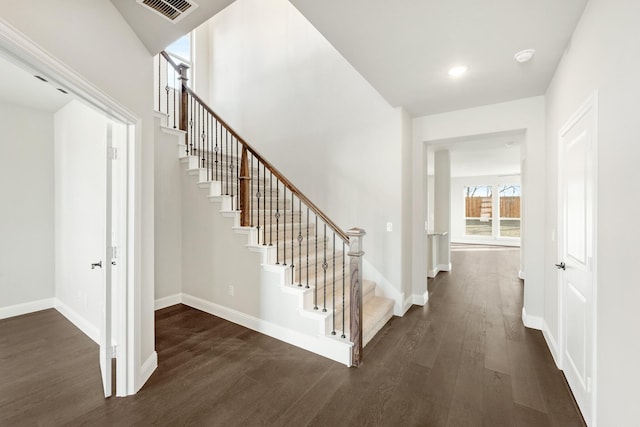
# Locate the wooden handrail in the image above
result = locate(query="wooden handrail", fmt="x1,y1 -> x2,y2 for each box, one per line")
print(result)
161,51 -> 349,244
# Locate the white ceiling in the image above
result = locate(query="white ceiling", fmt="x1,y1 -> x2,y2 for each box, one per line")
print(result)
0,53 -> 71,113
290,0 -> 588,117
110,0 -> 235,54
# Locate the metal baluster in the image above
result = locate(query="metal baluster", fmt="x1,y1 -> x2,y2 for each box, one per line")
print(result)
263,164 -> 267,245
172,67 -> 176,128
208,115 -> 212,181
157,55 -> 161,112
297,197 -> 302,287
314,215 -> 318,310
332,233 -> 336,335
214,120 -> 219,181
282,186 -> 286,266
323,224 -> 327,312
201,107 -> 205,169
189,97 -> 194,156
165,83 -> 169,127
291,196 -> 295,284
306,207 -> 310,289
268,170 -> 273,246
342,241 -> 346,338
236,139 -> 240,210
291,194 -> 295,282
254,155 -> 258,235
275,179 -> 280,263
225,129 -> 229,195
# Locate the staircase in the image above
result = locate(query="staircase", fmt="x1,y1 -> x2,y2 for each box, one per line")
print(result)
156,51 -> 394,366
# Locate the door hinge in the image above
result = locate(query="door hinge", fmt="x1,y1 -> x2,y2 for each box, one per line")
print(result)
109,147 -> 119,160
111,246 -> 118,259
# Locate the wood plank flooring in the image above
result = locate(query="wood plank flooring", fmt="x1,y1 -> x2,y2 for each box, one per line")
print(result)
0,245 -> 585,426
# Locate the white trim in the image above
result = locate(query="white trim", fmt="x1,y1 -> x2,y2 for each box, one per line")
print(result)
0,298 -> 55,320
542,320 -> 560,368
412,290 -> 429,306
0,18 -> 137,124
139,351 -> 158,388
518,270 -> 526,280
181,293 -> 352,366
55,299 -> 100,344
155,294 -> 182,310
521,306 -> 543,330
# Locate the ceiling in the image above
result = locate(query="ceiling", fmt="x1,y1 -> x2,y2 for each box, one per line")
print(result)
290,0 -> 588,117
110,0 -> 235,54
0,53 -> 71,113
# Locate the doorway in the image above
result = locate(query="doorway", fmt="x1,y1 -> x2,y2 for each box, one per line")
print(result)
0,32 -> 137,397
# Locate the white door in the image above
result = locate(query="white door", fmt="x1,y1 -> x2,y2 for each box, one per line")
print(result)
558,93 -> 597,425
100,123 -> 114,398
55,101 -> 114,398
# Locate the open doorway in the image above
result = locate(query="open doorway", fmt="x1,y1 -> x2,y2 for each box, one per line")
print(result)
425,130 -> 524,276
0,45 -> 134,398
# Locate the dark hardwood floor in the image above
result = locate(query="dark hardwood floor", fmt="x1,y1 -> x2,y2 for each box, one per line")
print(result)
0,245 -> 585,426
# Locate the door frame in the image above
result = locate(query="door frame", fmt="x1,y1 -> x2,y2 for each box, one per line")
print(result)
0,19 -> 141,396
557,91 -> 598,425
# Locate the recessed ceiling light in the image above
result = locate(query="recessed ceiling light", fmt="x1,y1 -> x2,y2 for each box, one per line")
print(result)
514,49 -> 536,63
448,65 -> 469,77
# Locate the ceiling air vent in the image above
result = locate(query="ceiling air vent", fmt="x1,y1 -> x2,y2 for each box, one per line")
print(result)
137,0 -> 198,23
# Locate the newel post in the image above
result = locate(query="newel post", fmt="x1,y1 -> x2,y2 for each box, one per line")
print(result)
177,63 -> 190,153
347,227 -> 366,367
239,146 -> 251,226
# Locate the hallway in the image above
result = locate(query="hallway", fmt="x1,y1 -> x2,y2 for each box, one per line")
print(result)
0,246 -> 584,426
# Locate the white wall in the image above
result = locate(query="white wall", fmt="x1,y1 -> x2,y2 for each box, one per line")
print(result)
450,175 -> 521,245
198,0 -> 408,304
154,125 -> 182,302
544,0 -> 640,424
54,100 -> 107,341
434,150 -> 451,267
0,0 -> 156,390
0,102 -> 54,314
412,96 -> 545,320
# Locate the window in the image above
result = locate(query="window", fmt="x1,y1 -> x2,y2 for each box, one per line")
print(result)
464,183 -> 521,239
499,184 -> 521,237
165,34 -> 192,89
464,185 -> 493,236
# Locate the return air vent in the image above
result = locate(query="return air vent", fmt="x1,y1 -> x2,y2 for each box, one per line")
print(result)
137,0 -> 198,22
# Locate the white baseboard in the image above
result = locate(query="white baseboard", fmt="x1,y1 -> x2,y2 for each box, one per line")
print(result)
139,351 -> 158,391
401,295 -> 412,316
181,293 -> 352,366
519,270 -> 526,280
0,298 -> 55,320
412,290 -> 429,306
427,267 -> 438,278
521,307 -> 543,330
55,299 -> 100,344
154,293 -> 182,310
438,263 -> 452,272
542,320 -> 561,368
